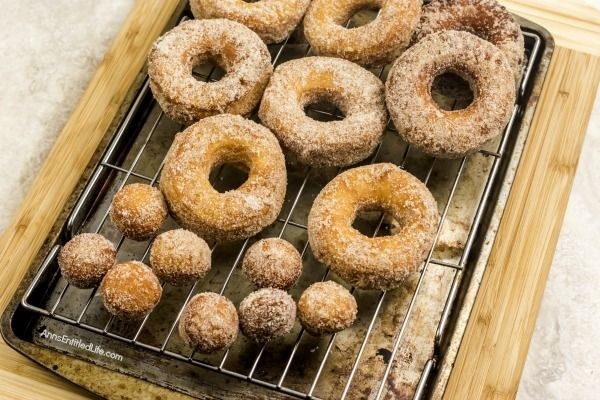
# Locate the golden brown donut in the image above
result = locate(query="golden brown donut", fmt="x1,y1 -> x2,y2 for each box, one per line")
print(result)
178,292 -> 239,353
150,229 -> 211,286
386,30 -> 516,158
101,261 -> 162,319
160,114 -> 287,243
308,163 -> 439,290
298,281 -> 357,335
303,0 -> 421,66
414,0 -> 524,83
148,19 -> 272,125
259,56 -> 387,167
190,0 -> 311,44
109,183 -> 168,241
58,233 -> 116,289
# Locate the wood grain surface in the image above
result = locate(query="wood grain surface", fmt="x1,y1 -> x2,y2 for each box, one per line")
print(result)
443,47 -> 600,400
0,1 -> 598,399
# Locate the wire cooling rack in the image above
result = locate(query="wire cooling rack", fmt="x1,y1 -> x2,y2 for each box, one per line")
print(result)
17,12 -> 544,400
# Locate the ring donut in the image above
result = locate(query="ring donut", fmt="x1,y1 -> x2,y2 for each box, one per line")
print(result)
190,0 -> 311,44
160,114 -> 286,243
385,30 -> 516,158
414,0 -> 524,83
303,0 -> 421,66
148,19 -> 272,125
308,163 -> 439,290
259,57 -> 388,167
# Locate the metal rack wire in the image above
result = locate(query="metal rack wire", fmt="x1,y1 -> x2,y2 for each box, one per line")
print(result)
20,13 -> 543,400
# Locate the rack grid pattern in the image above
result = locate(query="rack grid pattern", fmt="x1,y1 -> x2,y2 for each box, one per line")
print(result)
21,14 -> 542,400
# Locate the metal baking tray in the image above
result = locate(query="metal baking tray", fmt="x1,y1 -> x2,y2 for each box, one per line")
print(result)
1,7 -> 553,400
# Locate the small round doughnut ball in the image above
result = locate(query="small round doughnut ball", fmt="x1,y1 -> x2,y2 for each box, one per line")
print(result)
101,261 -> 162,319
178,293 -> 239,353
298,281 -> 357,335
242,238 -> 302,290
58,233 -> 116,288
109,183 -> 168,241
150,229 -> 212,286
239,288 -> 296,343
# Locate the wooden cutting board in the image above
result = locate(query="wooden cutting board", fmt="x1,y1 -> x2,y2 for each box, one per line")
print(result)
0,1 -> 598,399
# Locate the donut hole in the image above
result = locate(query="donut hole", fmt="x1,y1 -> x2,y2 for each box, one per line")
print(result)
210,162 -> 249,193
431,72 -> 475,111
303,92 -> 347,122
191,54 -> 227,82
352,206 -> 394,237
347,6 -> 380,28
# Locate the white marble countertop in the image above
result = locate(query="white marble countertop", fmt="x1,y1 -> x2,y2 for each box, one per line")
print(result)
0,1 -> 598,398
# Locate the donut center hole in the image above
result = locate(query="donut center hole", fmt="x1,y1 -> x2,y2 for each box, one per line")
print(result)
431,72 -> 474,111
352,207 -> 394,237
347,6 -> 380,28
303,92 -> 347,122
191,55 -> 227,82
210,163 -> 249,193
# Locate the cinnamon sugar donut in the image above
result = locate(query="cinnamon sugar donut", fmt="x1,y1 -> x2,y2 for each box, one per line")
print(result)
303,0 -> 421,66
148,19 -> 272,125
386,30 -> 516,158
242,238 -> 302,290
160,114 -> 287,243
258,57 -> 387,167
190,0 -> 311,44
414,0 -> 524,83
308,163 -> 439,290
298,281 -> 357,335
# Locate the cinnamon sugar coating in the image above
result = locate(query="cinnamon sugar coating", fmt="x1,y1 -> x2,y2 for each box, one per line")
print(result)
58,233 -> 116,289
259,57 -> 387,167
386,30 -> 516,158
109,183 -> 168,241
150,229 -> 211,286
160,114 -> 287,243
101,261 -> 162,319
148,19 -> 272,125
298,281 -> 357,335
242,238 -> 302,290
178,292 -> 239,353
239,288 -> 296,343
190,0 -> 311,44
308,163 -> 439,290
303,0 -> 421,66
414,0 -> 525,83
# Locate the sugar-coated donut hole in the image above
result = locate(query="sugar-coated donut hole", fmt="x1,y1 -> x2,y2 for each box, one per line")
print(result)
430,70 -> 475,111
209,162 -> 249,193
302,90 -> 348,122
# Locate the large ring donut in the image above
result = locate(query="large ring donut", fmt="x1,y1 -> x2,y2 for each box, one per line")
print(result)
148,19 -> 272,125
385,30 -> 516,158
160,114 -> 287,243
414,0 -> 524,83
303,0 -> 421,66
258,57 -> 387,167
308,163 -> 439,290
190,0 -> 311,44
